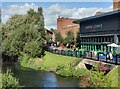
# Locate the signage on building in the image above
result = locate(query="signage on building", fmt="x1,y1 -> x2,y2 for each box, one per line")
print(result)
85,24 -> 103,29
80,13 -> 120,35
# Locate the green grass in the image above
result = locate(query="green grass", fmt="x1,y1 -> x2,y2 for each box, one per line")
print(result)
118,65 -> 120,88
0,73 -> 2,88
106,66 -> 119,87
19,53 -> 43,70
41,51 -> 82,72
20,51 -> 85,77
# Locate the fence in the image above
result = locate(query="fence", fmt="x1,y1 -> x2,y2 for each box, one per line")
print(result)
44,46 -> 120,65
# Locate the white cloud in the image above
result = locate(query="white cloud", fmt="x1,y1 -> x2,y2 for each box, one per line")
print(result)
1,15 -> 10,24
44,4 -> 113,29
101,5 -> 113,12
2,3 -> 38,15
1,3 -> 113,29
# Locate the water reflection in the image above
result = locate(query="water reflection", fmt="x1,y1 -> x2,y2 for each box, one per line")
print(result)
41,72 -> 58,87
3,64 -> 80,87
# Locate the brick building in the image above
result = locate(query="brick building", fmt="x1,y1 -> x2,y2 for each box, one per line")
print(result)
113,0 -> 120,10
57,16 -> 79,38
56,0 -> 120,39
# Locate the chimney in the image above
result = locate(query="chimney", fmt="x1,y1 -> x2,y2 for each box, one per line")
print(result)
113,0 -> 120,10
58,15 -> 60,18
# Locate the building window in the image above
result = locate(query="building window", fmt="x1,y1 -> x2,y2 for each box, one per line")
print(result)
87,38 -> 89,42
99,37 -> 101,42
110,37 -> 114,43
106,37 -> 108,42
103,37 -> 105,42
82,38 -> 84,42
108,37 -> 111,43
95,38 -> 97,42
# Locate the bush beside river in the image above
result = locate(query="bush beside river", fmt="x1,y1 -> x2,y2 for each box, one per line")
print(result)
19,51 -> 87,77
0,70 -> 20,89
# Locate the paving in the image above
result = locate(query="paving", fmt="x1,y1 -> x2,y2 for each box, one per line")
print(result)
76,58 -> 116,69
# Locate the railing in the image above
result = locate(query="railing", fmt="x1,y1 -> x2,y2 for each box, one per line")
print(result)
44,46 -> 120,65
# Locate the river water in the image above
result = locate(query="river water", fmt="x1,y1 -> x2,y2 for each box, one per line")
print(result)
3,63 -> 81,87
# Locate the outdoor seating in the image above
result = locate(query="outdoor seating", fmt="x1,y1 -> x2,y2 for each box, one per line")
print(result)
65,50 -> 68,56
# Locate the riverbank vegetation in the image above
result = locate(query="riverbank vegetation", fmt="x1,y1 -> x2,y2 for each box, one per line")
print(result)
20,51 -> 119,87
106,66 -> 119,87
20,51 -> 87,77
2,7 -> 45,88
80,64 -> 111,87
0,70 -> 20,89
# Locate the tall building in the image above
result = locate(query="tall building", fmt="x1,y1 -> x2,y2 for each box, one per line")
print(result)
57,16 -> 79,38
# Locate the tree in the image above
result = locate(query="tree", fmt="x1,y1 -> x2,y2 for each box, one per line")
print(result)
76,30 -> 81,48
63,31 -> 75,46
2,7 -> 45,58
50,28 -> 56,33
55,32 -> 63,43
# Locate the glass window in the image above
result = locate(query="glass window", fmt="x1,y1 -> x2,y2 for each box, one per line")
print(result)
106,37 -> 108,42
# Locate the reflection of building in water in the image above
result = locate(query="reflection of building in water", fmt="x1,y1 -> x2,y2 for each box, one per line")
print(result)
74,9 -> 120,52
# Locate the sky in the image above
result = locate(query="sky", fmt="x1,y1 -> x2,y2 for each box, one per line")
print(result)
1,1 -> 113,29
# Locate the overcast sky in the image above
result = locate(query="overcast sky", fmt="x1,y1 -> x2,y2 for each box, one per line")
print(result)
1,2 -> 113,29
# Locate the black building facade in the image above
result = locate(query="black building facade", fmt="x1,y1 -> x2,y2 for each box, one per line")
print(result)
74,10 -> 120,52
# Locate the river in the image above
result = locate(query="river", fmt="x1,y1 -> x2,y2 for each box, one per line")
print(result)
3,62 -> 81,88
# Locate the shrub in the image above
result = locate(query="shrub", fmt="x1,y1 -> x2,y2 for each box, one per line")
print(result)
19,53 -> 43,70
56,65 -> 87,77
88,70 -> 111,87
1,70 -> 20,89
80,64 -> 111,87
19,53 -> 30,68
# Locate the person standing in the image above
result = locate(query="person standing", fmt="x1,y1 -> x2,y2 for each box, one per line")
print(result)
109,51 -> 113,62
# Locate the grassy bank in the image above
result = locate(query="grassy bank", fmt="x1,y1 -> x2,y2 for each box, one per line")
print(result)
106,66 -> 119,87
0,73 -> 2,88
19,51 -> 119,87
20,51 -> 87,77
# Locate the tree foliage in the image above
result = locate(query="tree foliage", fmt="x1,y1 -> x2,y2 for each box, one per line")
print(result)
2,7 -> 45,58
76,30 -> 80,48
63,31 -> 75,46
55,32 -> 63,43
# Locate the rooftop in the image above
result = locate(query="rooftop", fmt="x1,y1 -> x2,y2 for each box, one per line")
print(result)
73,9 -> 120,24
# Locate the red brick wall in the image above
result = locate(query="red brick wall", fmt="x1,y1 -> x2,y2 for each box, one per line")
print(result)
57,17 -> 79,38
113,0 -> 120,10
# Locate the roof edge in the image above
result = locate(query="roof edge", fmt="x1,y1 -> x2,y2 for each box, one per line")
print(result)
73,9 -> 120,24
